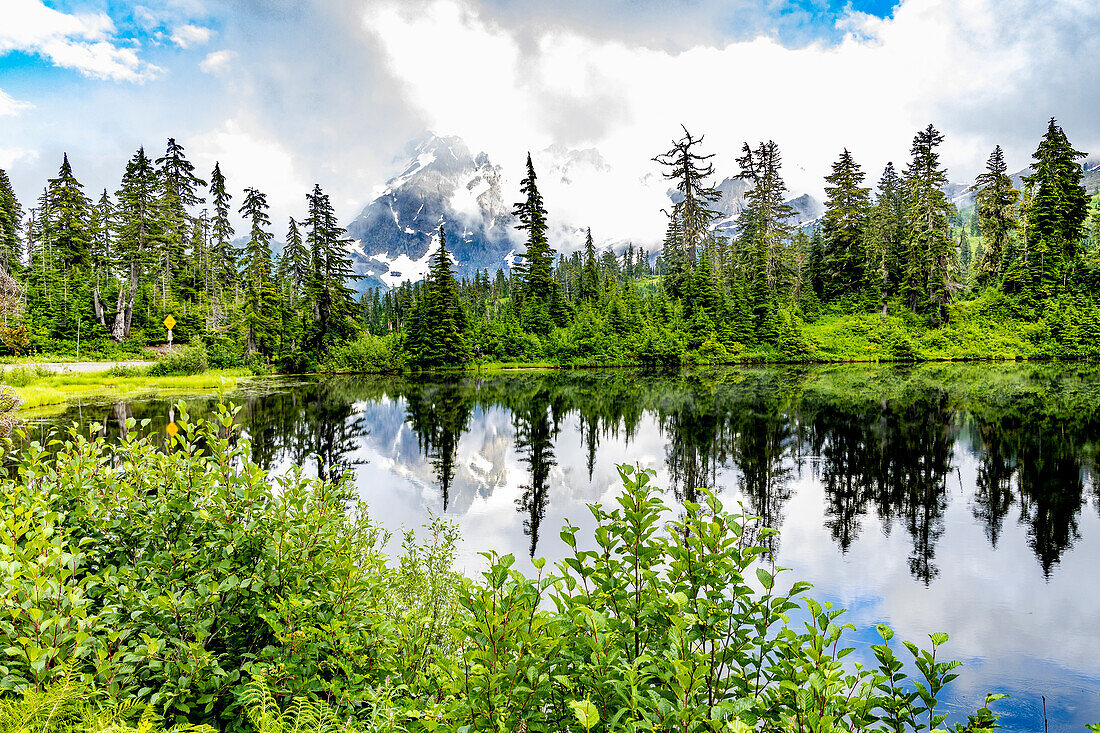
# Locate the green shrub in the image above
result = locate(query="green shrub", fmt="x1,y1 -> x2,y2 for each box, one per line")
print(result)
2,366 -> 51,387
321,334 -> 402,374
2,411 -> 1078,733
146,346 -> 209,376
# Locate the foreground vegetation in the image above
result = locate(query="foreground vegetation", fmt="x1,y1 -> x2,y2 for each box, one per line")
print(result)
4,405 -> 1097,732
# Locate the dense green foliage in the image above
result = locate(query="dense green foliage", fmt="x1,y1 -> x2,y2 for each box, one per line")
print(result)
363,119 -> 1100,369
3,118 -> 1100,371
2,407 -> 1055,731
0,142 -> 356,368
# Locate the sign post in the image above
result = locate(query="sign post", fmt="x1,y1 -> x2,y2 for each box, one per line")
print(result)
163,315 -> 176,351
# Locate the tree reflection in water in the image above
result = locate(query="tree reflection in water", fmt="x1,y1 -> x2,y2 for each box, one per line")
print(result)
28,363 -> 1100,580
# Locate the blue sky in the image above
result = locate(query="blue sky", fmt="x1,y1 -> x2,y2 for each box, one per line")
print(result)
2,0 -> 1098,243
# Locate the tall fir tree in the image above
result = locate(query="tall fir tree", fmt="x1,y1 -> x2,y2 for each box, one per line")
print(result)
820,148 -> 871,297
113,147 -> 164,340
0,169 -> 22,277
736,140 -> 795,327
970,145 -> 1018,286
208,161 -> 236,325
1020,118 -> 1088,298
89,189 -> 114,327
512,153 -> 555,303
239,187 -> 274,355
42,154 -> 93,311
155,138 -> 205,308
653,126 -> 722,296
902,124 -> 955,320
581,227 -> 600,303
304,183 -> 358,352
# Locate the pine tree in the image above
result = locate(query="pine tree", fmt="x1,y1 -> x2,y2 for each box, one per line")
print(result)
902,124 -> 955,320
512,153 -> 555,304
208,162 -> 236,325
970,145 -> 1018,286
1022,118 -> 1088,298
89,189 -> 114,327
239,187 -> 274,355
736,140 -> 795,326
304,184 -> 358,352
156,138 -> 205,308
821,148 -> 870,297
653,126 -> 722,287
0,168 -> 22,277
113,147 -> 163,340
43,154 -> 93,307
283,217 -> 309,297
581,227 -> 600,302
420,225 -> 469,367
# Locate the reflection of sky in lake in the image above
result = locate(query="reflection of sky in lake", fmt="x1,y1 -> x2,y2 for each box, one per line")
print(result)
306,404 -> 1100,733
31,369 -> 1100,733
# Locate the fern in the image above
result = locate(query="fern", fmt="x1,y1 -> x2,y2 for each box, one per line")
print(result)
240,678 -> 343,733
0,664 -> 84,733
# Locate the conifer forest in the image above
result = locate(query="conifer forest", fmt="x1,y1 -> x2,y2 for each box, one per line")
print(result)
2,118 -> 1099,373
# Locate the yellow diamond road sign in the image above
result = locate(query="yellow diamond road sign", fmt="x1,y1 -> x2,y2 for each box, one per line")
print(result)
163,315 -> 176,330
166,421 -> 179,438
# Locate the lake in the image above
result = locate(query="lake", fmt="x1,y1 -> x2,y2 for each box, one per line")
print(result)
26,363 -> 1100,732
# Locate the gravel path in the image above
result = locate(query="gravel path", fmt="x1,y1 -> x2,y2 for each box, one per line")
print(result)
1,361 -> 149,374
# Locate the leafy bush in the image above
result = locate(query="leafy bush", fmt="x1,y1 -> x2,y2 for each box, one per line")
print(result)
321,334 -> 402,374
2,366 -> 52,387
146,346 -> 209,376
3,412 -> 1089,733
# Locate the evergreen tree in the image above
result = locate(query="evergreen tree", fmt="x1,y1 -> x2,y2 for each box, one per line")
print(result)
652,126 -> 722,291
736,140 -> 795,326
970,145 -> 1018,286
113,147 -> 163,340
304,184 -> 358,352
512,153 -> 555,304
239,187 -> 274,356
89,189 -> 114,327
419,225 -> 469,367
581,227 -> 600,302
902,124 -> 955,320
43,154 -> 93,307
1021,118 -> 1088,297
156,138 -> 205,307
820,148 -> 870,297
0,168 -> 22,277
208,162 -> 236,325
283,216 -> 309,296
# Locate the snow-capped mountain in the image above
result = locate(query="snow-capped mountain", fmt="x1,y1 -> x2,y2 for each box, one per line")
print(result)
345,134 -> 515,291
345,133 -> 826,290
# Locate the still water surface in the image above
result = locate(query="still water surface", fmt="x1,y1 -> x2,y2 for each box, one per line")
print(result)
29,363 -> 1100,732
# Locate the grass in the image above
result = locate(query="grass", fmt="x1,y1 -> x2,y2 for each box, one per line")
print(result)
6,368 -> 252,411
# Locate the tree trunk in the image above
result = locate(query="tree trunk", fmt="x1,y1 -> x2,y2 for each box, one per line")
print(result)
111,287 -> 127,341
93,281 -> 106,327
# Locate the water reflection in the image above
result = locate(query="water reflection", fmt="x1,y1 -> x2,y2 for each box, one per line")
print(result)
27,364 -> 1100,578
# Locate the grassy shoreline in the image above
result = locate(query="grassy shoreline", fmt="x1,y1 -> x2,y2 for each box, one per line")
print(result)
7,368 -> 251,412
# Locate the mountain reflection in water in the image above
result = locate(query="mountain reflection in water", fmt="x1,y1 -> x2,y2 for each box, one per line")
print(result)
26,363 -> 1100,733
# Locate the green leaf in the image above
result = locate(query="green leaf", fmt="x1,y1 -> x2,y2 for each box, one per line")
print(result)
568,699 -> 599,730
756,568 -> 774,590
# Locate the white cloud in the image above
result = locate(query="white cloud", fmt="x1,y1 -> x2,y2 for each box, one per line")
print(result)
0,0 -> 160,82
171,24 -> 212,49
0,89 -> 34,117
191,118 -> 310,226
365,0 -> 1100,246
0,146 -> 38,169
199,49 -> 236,74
